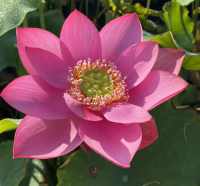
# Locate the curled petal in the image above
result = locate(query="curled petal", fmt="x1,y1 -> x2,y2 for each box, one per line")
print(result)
64,93 -> 103,121
80,142 -> 91,154
79,118 -> 142,168
14,115 -> 82,158
139,118 -> 158,150
152,48 -> 185,75
101,102 -> 152,124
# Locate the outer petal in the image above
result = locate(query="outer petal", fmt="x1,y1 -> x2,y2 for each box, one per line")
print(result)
139,118 -> 158,150
25,47 -> 71,90
100,13 -> 142,61
128,70 -> 189,111
14,115 -> 82,158
17,27 -> 64,75
1,75 -> 73,119
79,118 -> 142,168
152,48 -> 185,75
114,41 -> 159,89
101,102 -> 152,124
60,10 -> 102,66
64,93 -> 103,121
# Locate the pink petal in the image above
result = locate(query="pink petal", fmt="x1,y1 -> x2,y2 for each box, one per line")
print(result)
128,70 -> 189,111
14,115 -> 82,158
80,142 -> 91,154
25,47 -> 71,90
100,13 -> 142,62
79,118 -> 142,168
64,93 -> 103,121
17,27 -> 64,75
152,48 -> 185,75
1,75 -> 73,119
139,118 -> 158,150
60,10 -> 102,66
101,102 -> 152,124
115,41 -> 159,89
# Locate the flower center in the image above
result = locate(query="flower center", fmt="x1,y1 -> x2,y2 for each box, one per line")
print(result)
79,69 -> 114,98
67,59 -> 129,111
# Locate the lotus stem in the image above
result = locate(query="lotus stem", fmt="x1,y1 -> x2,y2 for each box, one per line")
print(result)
146,0 -> 151,21
71,0 -> 74,12
94,0 -> 101,26
79,0 -> 84,11
39,0 -> 46,30
23,16 -> 28,28
97,7 -> 107,19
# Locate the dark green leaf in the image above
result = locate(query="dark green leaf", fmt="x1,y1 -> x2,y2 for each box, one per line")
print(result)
175,84 -> 198,106
0,29 -> 18,71
57,100 -> 200,186
181,85 -> 198,105
0,141 -> 27,186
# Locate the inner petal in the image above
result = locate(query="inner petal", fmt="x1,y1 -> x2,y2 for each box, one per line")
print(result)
79,69 -> 114,98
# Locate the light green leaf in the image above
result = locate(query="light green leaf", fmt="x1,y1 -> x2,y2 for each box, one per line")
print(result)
0,29 -> 18,71
149,31 -> 179,49
57,100 -> 200,185
0,141 -> 27,186
0,118 -> 22,134
176,0 -> 194,6
163,1 -> 194,51
100,0 -> 125,11
182,50 -> 200,70
149,31 -> 200,70
0,0 -> 41,36
126,3 -> 163,17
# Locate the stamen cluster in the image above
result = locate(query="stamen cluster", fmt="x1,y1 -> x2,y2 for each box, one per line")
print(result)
67,59 -> 129,111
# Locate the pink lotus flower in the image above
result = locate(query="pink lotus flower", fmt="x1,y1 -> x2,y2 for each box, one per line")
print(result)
1,10 -> 188,168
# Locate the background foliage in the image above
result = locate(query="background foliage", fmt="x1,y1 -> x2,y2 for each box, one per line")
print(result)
1,0 -> 200,185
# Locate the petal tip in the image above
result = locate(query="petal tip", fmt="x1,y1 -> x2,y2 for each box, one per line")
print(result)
71,9 -> 83,16
16,27 -> 23,31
